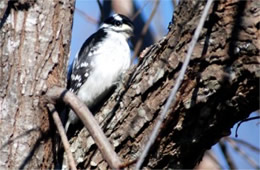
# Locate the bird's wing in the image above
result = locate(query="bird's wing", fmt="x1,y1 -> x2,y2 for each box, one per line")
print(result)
68,29 -> 107,93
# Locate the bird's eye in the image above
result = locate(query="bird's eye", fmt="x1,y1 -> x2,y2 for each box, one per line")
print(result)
115,21 -> 122,26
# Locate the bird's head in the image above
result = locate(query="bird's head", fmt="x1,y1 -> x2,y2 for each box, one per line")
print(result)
100,14 -> 134,39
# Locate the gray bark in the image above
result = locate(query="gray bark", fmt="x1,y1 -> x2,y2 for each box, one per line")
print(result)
0,0 -> 74,169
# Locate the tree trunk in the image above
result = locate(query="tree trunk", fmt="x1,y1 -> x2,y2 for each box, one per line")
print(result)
0,0 -> 74,169
69,0 -> 259,169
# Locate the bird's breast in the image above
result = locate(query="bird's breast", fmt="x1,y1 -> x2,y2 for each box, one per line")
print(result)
77,35 -> 131,108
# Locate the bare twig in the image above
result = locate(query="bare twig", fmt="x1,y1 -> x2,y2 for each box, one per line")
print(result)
131,1 -> 151,21
46,87 -> 122,169
97,0 -> 104,21
134,0 -> 214,169
225,137 -> 260,169
75,8 -> 97,24
47,104 -> 77,170
219,141 -> 236,169
132,0 -> 159,62
235,116 -> 260,137
229,137 -> 260,152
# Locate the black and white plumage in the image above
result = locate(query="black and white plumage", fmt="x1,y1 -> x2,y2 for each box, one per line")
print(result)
66,14 -> 134,130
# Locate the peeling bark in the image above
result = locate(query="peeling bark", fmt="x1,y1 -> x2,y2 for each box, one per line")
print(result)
69,0 -> 259,169
0,0 -> 74,169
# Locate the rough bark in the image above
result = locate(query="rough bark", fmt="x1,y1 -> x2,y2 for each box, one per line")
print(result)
69,0 -> 259,169
0,0 -> 74,169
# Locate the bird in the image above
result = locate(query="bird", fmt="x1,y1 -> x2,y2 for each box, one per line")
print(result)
65,13 -> 134,131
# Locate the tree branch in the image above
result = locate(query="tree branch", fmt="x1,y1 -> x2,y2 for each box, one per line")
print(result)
76,8 -> 97,24
235,116 -> 260,137
47,104 -> 77,170
219,140 -> 236,169
135,0 -> 214,168
133,0 -> 159,61
67,0 -> 259,169
226,138 -> 260,169
45,86 -> 122,169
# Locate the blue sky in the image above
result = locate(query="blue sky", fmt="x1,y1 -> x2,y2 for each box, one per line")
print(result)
70,1 -> 260,168
70,0 -> 173,65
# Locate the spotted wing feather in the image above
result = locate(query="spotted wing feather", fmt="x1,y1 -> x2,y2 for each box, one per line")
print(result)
69,29 -> 107,93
